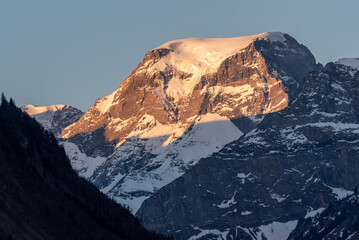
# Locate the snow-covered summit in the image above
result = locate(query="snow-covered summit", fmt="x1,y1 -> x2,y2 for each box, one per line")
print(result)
336,58 -> 359,70
22,104 -> 67,116
153,32 -> 286,75
22,104 -> 84,137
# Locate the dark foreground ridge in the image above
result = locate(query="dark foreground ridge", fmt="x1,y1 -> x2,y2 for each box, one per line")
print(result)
0,94 -> 171,240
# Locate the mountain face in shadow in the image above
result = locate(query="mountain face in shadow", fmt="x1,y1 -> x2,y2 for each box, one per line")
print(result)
0,96 -> 170,240
289,192 -> 359,240
136,61 -> 359,239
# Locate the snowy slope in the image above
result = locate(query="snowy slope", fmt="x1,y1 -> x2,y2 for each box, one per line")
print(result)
22,104 -> 84,137
22,104 -> 67,131
84,113 -> 243,213
153,32 -> 285,75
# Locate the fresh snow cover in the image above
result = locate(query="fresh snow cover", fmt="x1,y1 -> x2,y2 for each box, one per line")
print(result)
236,172 -> 257,183
22,104 -> 68,133
102,113 -> 243,213
237,173 -> 253,178
241,211 -> 252,216
215,190 -> 237,209
63,141 -> 106,179
254,220 -> 298,240
95,90 -> 117,114
154,32 -> 285,75
125,114 -> 180,144
336,58 -> 359,70
122,113 -> 242,157
305,207 -> 325,219
205,220 -> 298,240
22,104 -> 66,115
295,122 -> 359,132
188,227 -> 230,240
270,193 -> 288,203
149,32 -> 285,99
70,112 -> 243,213
323,183 -> 354,200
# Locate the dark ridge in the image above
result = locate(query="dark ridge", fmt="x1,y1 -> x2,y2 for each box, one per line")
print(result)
0,93 -> 172,240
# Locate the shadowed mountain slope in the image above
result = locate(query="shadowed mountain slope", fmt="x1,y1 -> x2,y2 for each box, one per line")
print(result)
0,95 -> 170,240
136,61 -> 359,239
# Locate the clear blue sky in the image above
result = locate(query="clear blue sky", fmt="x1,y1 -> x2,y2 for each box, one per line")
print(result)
1,0 -> 358,111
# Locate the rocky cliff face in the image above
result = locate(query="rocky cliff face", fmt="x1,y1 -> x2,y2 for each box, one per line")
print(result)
61,32 -> 320,212
289,192 -> 359,240
22,104 -> 84,137
136,61 -> 359,240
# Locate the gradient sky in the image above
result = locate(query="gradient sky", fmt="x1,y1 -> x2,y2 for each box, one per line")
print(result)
1,1 -> 358,111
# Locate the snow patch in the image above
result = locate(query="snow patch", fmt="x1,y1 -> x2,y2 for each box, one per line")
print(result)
22,104 -> 66,115
241,211 -> 252,216
62,141 -> 106,179
215,190 -> 237,208
96,90 -> 116,114
189,227 -> 229,240
305,207 -> 325,219
270,193 -> 288,203
255,220 -> 298,240
323,183 -> 353,200
336,58 -> 359,70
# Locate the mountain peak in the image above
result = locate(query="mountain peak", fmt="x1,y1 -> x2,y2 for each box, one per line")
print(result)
61,32 -> 320,213
152,32 -> 287,76
336,58 -> 359,70
22,104 -> 84,137
22,104 -> 67,115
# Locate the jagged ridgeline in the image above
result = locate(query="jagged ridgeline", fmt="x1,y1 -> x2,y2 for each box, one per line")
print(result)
0,94 -> 171,240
